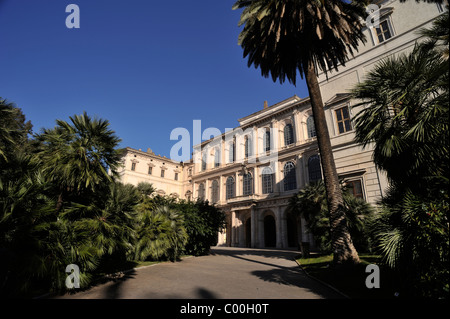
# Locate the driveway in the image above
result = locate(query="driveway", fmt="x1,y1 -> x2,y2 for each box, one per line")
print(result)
54,247 -> 344,299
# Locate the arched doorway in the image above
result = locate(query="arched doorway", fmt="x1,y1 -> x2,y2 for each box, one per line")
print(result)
264,215 -> 276,247
245,218 -> 252,247
287,213 -> 299,248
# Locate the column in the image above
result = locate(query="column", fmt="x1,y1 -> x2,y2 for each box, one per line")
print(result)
254,167 -> 261,195
238,212 -> 245,247
296,155 -> 302,190
293,110 -> 302,144
235,171 -> 240,197
205,179 -> 210,202
219,175 -> 225,203
221,137 -> 226,167
271,118 -> 280,151
192,182 -> 197,200
281,207 -> 288,248
276,206 -> 282,248
274,159 -> 282,193
253,126 -> 258,160
231,211 -> 237,247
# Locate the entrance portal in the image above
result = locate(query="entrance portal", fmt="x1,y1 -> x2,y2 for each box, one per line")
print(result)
264,215 -> 276,247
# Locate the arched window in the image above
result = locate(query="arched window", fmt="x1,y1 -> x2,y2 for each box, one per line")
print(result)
243,173 -> 253,196
264,129 -> 271,152
244,136 -> 252,158
307,116 -> 316,139
226,176 -> 235,199
262,167 -> 273,194
214,148 -> 220,168
284,162 -> 297,191
198,183 -> 205,200
202,152 -> 207,171
211,180 -> 219,203
284,123 -> 294,146
308,155 -> 322,182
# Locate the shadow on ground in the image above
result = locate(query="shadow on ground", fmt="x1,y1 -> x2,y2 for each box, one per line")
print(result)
211,247 -> 301,261
54,268 -> 137,299
210,247 -> 344,299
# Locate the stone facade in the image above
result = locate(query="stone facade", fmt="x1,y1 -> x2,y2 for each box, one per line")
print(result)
117,147 -> 187,199
118,0 -> 447,250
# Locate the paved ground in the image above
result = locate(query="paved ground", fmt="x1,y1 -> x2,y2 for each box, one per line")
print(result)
54,247 -> 344,299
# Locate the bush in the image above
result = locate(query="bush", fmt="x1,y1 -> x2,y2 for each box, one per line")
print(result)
178,199 -> 226,256
369,189 -> 449,298
288,181 -> 375,254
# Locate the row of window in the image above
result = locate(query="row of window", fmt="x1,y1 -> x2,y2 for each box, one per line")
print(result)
198,172 -> 364,203
198,155 -> 322,203
130,162 -> 179,180
200,106 -> 352,171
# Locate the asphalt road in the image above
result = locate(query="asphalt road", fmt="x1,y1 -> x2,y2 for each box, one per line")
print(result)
54,247 -> 344,299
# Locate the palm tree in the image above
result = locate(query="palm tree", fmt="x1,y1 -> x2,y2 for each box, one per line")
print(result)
351,15 -> 449,297
351,44 -> 449,191
134,205 -> 187,261
233,0 -> 368,264
37,112 -> 122,211
288,180 -> 374,254
0,98 -> 32,163
0,100 -> 14,161
136,182 -> 156,197
418,9 -> 449,59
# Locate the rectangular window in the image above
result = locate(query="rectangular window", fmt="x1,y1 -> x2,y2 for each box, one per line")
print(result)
228,143 -> 235,163
375,20 -> 392,43
243,174 -> 253,196
346,180 -> 364,199
148,166 -> 152,175
174,172 -> 178,181
335,106 -> 352,134
214,151 -> 220,168
161,169 -> 165,178
262,173 -> 273,194
131,163 -> 136,171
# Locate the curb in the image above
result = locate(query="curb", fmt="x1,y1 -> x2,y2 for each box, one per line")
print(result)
293,257 -> 351,299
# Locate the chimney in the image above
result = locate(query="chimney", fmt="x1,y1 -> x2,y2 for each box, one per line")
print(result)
263,100 -> 268,109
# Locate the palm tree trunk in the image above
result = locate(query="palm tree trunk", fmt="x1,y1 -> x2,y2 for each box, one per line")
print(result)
304,62 -> 359,265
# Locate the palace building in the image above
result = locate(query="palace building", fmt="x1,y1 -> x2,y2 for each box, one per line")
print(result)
117,0 -> 447,250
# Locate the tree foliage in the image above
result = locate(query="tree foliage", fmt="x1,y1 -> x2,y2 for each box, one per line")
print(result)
232,0 -> 368,84
179,199 -> 226,256
288,181 -> 375,254
233,0 -> 369,265
0,108 -> 225,297
351,12 -> 449,298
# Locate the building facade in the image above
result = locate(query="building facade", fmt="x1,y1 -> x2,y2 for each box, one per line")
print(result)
118,0 -> 447,250
118,147 -> 187,198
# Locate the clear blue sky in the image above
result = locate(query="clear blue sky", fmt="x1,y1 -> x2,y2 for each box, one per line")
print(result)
0,0 -> 309,158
